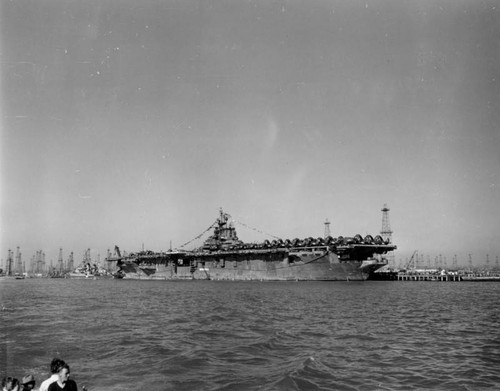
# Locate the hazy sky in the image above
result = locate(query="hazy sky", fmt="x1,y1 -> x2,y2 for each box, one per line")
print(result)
2,0 -> 499,268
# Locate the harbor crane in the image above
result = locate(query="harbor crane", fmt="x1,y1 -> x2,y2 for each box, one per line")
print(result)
403,250 -> 418,271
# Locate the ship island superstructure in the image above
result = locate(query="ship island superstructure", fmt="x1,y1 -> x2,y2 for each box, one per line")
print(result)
106,209 -> 396,281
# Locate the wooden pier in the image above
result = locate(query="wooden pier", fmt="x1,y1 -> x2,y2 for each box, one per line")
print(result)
372,271 -> 500,282
397,272 -> 461,281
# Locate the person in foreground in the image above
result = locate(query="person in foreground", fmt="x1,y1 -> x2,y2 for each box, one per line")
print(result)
40,358 -> 66,391
20,375 -> 36,391
47,364 -> 78,391
1,377 -> 20,391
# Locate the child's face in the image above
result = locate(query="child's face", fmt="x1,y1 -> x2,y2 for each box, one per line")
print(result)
58,368 -> 70,384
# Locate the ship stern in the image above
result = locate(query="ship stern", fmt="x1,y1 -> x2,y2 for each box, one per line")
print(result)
360,257 -> 388,277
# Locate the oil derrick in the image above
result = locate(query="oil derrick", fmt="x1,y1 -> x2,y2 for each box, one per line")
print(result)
83,248 -> 91,272
58,248 -> 64,273
380,204 -> 393,243
15,247 -> 22,275
6,249 -> 13,276
84,248 -> 91,264
380,204 -> 394,267
324,218 -> 331,239
39,251 -> 44,274
35,251 -> 41,274
67,252 -> 74,273
35,251 -> 46,275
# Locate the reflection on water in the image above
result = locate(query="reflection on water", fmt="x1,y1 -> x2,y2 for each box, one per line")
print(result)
1,279 -> 499,390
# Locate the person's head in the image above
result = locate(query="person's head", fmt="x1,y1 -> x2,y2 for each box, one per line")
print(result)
1,377 -> 19,391
56,364 -> 70,384
20,375 -> 35,391
50,358 -> 66,374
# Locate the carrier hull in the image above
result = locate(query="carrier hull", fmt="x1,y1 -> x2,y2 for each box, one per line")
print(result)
111,246 -> 392,281
107,209 -> 396,281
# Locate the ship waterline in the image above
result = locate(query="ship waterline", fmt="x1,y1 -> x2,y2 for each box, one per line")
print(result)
106,209 -> 396,281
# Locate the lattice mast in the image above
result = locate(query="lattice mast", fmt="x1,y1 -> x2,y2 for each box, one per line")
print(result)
380,204 -> 393,243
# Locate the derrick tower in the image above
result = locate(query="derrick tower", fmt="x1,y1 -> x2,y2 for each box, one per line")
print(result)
58,248 -> 64,273
380,204 -> 393,243
67,252 -> 74,272
15,247 -> 22,274
6,249 -> 13,276
380,204 -> 395,268
324,218 -> 331,239
84,248 -> 91,267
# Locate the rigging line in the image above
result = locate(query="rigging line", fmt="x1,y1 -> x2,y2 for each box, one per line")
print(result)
177,221 -> 217,249
233,219 -> 281,240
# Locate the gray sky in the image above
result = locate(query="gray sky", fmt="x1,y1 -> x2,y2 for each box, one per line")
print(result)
2,0 -> 499,267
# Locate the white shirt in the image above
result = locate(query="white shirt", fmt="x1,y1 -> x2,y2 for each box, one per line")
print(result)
39,374 -> 58,391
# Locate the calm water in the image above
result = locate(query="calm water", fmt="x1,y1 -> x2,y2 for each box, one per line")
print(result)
1,279 -> 499,390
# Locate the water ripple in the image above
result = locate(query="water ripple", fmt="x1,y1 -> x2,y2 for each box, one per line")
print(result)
1,280 -> 500,390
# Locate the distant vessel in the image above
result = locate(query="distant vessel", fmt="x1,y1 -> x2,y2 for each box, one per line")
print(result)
106,209 -> 396,281
68,260 -> 109,279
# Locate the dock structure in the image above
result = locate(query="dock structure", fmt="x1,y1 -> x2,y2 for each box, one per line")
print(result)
373,269 -> 500,282
397,272 -> 461,282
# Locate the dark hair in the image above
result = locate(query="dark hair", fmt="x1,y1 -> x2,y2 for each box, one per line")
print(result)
1,377 -> 11,388
50,358 -> 66,374
1,377 -> 19,390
